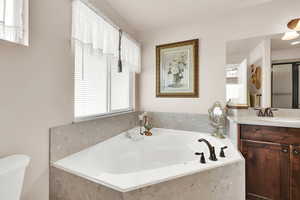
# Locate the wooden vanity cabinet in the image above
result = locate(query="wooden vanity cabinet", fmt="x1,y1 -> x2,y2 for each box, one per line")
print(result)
291,145 -> 300,200
238,125 -> 300,200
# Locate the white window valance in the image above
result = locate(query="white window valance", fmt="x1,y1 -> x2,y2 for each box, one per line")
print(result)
121,34 -> 141,73
72,0 -> 119,56
0,0 -> 27,44
72,0 -> 141,73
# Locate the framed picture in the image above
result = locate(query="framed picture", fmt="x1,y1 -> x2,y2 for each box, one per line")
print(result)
156,39 -> 199,98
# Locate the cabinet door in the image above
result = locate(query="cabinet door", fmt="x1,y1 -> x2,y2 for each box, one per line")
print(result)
291,145 -> 300,200
241,140 -> 290,200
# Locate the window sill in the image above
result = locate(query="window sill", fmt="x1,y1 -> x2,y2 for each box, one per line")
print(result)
73,109 -> 135,123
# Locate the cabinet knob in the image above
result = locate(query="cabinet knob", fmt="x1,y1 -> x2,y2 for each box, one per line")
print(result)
282,148 -> 289,153
294,149 -> 300,155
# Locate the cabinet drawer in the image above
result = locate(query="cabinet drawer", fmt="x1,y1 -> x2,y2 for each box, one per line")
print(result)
240,125 -> 300,145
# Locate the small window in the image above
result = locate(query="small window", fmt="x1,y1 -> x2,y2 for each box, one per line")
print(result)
0,0 -> 28,45
72,1 -> 140,119
74,44 -> 109,117
74,43 -> 133,118
111,63 -> 132,111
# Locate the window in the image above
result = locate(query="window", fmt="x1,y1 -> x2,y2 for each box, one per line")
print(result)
74,44 -> 109,117
72,0 -> 141,119
74,43 -> 133,118
111,63 -> 132,110
225,60 -> 247,105
226,84 -> 242,102
0,0 -> 28,45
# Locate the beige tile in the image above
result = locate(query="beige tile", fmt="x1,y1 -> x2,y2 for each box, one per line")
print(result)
50,112 -> 139,162
50,161 -> 245,200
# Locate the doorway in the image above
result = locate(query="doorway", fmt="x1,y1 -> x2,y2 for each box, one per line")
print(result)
272,62 -> 300,109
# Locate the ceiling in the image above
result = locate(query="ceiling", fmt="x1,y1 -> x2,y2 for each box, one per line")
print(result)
227,33 -> 300,55
103,0 -> 273,32
271,34 -> 300,51
226,33 -> 300,64
227,36 -> 265,59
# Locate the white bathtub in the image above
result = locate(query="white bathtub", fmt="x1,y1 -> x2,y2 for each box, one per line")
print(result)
53,128 -> 243,192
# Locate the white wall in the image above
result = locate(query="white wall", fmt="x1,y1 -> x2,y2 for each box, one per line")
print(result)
0,0 -> 299,199
137,0 -> 300,113
247,42 -> 263,97
272,47 -> 300,61
0,1 -> 135,200
238,59 -> 248,105
248,39 -> 272,107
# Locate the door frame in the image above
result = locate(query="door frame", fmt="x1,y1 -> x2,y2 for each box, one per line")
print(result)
271,62 -> 300,108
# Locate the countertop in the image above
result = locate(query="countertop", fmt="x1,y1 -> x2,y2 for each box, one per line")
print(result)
228,116 -> 300,128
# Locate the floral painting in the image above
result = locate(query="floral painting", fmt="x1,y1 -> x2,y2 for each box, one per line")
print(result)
156,39 -> 199,97
165,51 -> 188,88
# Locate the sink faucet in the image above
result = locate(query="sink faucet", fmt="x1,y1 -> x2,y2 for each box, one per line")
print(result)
198,139 -> 217,161
264,108 -> 273,117
255,108 -> 278,117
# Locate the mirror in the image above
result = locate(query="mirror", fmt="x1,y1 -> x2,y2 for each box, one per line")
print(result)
226,33 -> 300,109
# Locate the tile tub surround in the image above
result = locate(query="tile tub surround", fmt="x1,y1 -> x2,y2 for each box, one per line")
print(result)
50,160 -> 245,200
50,111 -> 217,163
50,115 -> 244,200
50,112 -> 139,162
147,112 -> 214,133
52,128 -> 243,192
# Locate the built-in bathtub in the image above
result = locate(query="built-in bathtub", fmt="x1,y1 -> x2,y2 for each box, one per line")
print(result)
52,128 -> 243,193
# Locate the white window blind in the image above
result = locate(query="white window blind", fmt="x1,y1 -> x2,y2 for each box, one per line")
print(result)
72,0 -> 140,119
111,64 -> 131,110
74,42 -> 133,118
0,0 -> 27,45
74,44 -> 108,118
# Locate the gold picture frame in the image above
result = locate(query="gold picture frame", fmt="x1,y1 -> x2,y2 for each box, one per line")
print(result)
156,39 -> 199,98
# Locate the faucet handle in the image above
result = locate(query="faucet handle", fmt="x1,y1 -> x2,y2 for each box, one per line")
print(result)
254,108 -> 265,117
220,146 -> 228,158
195,152 -> 206,164
210,147 -> 218,161
269,108 -> 278,117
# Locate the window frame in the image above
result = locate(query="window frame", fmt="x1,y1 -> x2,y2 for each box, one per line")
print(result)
106,56 -> 134,114
73,47 -> 134,122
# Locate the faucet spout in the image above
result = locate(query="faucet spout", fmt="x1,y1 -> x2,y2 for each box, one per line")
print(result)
198,139 -> 217,161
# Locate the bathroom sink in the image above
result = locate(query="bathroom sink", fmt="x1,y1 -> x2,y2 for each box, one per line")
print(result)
259,117 -> 300,123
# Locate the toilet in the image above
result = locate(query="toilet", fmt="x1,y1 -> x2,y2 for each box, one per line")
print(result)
0,155 -> 30,200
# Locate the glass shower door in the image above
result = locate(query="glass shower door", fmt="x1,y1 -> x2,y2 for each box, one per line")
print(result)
272,64 -> 293,108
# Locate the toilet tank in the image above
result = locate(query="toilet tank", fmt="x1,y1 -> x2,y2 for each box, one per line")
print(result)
0,155 -> 30,200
